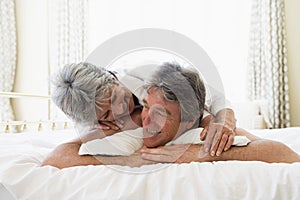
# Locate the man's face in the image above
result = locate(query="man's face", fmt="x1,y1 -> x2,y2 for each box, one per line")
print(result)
95,83 -> 135,122
141,87 -> 191,147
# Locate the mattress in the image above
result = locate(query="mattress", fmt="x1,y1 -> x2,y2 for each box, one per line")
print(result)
0,127 -> 300,200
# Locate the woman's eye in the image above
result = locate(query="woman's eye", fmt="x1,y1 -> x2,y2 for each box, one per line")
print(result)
103,111 -> 109,120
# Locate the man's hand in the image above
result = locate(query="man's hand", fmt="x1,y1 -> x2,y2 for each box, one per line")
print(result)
98,153 -> 157,167
140,144 -> 212,164
200,108 -> 237,156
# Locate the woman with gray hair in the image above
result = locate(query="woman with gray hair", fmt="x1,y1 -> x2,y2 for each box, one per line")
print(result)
51,62 -> 143,131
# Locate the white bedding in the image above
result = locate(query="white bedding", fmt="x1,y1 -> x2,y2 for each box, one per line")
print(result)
0,128 -> 300,200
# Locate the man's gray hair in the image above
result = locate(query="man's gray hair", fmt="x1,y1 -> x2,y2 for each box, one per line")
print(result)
51,62 -> 118,124
146,62 -> 206,126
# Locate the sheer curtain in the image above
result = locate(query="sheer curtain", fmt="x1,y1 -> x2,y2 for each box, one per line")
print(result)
87,0 -> 252,102
48,0 -> 88,121
248,0 -> 290,128
0,0 -> 17,121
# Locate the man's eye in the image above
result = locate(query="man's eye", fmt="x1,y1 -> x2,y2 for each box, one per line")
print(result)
158,112 -> 167,118
154,110 -> 167,118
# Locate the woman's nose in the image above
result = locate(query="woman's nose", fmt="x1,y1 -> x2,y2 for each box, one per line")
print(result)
106,112 -> 115,121
112,103 -> 126,115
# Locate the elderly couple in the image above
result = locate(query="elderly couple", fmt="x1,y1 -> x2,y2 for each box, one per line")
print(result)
41,62 -> 300,168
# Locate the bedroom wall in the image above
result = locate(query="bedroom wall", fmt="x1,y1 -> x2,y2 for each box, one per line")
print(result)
11,0 -> 299,127
12,0 -> 49,121
286,0 -> 300,126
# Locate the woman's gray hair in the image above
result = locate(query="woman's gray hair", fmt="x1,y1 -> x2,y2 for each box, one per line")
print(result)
51,62 -> 118,125
145,62 -> 206,126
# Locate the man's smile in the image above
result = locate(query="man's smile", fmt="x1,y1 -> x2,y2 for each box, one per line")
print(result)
143,127 -> 161,137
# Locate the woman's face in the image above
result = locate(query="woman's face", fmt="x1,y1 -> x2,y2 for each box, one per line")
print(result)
95,83 -> 135,123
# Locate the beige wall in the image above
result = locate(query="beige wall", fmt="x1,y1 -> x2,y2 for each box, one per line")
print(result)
286,0 -> 300,126
12,0 -> 49,121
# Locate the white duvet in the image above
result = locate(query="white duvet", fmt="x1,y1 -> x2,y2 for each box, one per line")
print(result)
0,128 -> 300,200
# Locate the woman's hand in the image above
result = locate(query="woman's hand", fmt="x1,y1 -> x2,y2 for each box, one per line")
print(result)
97,108 -> 142,131
200,108 -> 237,156
97,120 -> 123,130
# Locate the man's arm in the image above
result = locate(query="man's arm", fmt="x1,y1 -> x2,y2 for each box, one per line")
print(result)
140,139 -> 300,164
41,110 -> 144,169
41,142 -> 155,169
140,128 -> 300,164
41,136 -> 300,169
214,139 -> 300,163
41,142 -> 100,168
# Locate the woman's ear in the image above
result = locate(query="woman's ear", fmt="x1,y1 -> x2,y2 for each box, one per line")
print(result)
186,118 -> 198,129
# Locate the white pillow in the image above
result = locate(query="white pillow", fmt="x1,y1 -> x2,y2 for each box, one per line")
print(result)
79,127 -> 250,156
79,128 -> 143,156
167,128 -> 251,146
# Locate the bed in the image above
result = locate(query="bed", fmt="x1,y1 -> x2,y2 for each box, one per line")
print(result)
0,126 -> 300,200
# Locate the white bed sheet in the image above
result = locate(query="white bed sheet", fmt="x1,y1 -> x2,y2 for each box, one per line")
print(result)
0,128 -> 300,200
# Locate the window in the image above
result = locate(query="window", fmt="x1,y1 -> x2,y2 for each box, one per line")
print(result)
87,0 -> 252,102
